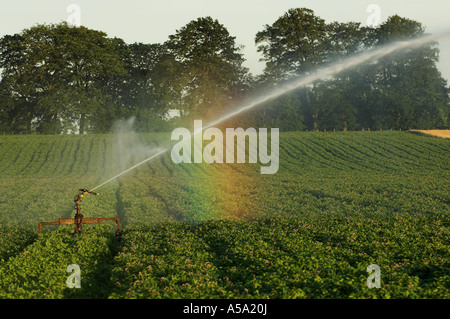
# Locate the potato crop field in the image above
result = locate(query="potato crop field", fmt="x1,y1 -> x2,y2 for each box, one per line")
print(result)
0,131 -> 448,299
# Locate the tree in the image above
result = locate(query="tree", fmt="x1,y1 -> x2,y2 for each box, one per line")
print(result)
256,8 -> 329,83
0,22 -> 128,134
110,42 -> 171,132
254,8 -> 367,131
254,9 -> 449,131
165,16 -> 249,123
362,15 -> 449,129
311,79 -> 358,131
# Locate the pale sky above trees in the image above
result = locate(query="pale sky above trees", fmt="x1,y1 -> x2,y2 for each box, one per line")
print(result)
1,0 -> 450,80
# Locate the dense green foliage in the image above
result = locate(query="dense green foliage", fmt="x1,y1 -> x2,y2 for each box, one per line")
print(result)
107,216 -> 448,299
0,131 -> 448,298
1,9 -> 449,134
250,10 -> 449,131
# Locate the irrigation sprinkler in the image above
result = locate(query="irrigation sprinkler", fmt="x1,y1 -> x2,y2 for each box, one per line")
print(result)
37,189 -> 123,237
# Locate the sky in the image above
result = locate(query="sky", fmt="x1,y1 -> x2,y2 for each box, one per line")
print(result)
1,0 -> 450,81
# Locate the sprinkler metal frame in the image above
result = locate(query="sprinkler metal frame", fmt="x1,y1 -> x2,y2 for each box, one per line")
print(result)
37,189 -> 122,237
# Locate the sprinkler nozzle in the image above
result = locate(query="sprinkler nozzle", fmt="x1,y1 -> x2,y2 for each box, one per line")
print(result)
79,189 -> 99,196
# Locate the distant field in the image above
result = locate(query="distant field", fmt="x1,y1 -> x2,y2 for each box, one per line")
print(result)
409,129 -> 450,138
0,131 -> 448,298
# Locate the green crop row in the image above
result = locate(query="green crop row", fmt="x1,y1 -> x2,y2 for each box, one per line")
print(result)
0,225 -> 119,298
0,131 -> 448,298
0,215 -> 448,299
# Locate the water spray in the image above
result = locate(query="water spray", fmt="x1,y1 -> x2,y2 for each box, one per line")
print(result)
88,32 -> 450,192
91,148 -> 167,191
38,33 -> 449,236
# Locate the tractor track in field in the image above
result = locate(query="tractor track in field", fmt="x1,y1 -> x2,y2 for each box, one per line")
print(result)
134,174 -> 187,223
114,179 -> 127,228
68,138 -> 82,175
35,140 -> 56,174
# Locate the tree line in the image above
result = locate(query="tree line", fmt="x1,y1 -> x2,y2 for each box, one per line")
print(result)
0,8 -> 448,134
